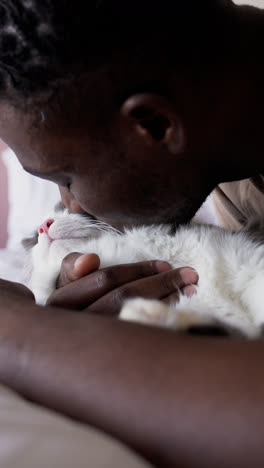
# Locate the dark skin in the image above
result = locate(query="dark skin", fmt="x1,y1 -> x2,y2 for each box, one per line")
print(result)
0,3 -> 264,467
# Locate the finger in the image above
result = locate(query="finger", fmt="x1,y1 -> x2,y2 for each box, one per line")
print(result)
56,253 -> 100,288
182,284 -> 197,297
49,260 -> 172,308
74,254 -> 100,278
87,267 -> 198,316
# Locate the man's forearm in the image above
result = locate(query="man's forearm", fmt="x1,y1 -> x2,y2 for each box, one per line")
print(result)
1,297 -> 264,468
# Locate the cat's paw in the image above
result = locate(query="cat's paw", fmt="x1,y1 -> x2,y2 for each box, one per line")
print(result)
120,298 -> 224,333
120,298 -> 171,326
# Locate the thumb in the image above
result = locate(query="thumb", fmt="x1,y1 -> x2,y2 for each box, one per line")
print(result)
57,252 -> 100,288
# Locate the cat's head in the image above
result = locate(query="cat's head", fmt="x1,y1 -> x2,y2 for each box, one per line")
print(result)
22,202 -> 120,280
24,201 -> 119,245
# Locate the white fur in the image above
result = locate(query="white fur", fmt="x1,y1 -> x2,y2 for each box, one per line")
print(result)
25,209 -> 264,338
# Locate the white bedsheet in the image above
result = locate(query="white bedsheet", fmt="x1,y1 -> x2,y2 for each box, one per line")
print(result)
0,384 -> 151,468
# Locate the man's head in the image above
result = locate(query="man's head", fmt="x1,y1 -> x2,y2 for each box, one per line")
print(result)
0,0 -> 260,229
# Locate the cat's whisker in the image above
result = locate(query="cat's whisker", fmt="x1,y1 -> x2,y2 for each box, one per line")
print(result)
89,221 -> 122,235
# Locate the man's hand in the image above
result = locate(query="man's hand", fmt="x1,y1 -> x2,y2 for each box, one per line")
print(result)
47,253 -> 198,315
0,279 -> 35,302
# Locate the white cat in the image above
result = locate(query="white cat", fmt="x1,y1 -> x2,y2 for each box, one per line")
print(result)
23,204 -> 264,339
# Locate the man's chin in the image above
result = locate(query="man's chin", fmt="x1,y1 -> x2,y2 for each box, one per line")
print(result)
161,196 -> 209,230
82,194 -> 209,233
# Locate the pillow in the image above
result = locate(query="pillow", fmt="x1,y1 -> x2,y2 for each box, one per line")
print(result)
2,148 -> 60,250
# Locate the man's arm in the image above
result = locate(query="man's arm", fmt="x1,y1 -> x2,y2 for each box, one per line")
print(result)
1,294 -> 264,468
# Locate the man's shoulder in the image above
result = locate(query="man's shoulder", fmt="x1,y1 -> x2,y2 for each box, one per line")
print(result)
212,176 -> 264,230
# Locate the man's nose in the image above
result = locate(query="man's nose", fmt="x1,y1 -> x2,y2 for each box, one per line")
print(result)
59,186 -> 85,214
39,219 -> 54,234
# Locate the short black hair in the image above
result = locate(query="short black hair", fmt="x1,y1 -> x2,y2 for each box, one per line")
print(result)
0,0 -> 234,105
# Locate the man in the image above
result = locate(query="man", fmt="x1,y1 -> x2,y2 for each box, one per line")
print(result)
0,1 -> 264,466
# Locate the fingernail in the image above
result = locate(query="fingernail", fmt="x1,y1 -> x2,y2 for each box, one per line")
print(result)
155,261 -> 172,273
180,268 -> 198,284
182,285 -> 197,297
74,255 -> 85,271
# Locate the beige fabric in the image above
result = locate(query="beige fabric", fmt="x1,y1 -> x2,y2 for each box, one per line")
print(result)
0,384 -> 152,468
212,176 -> 264,230
213,3 -> 264,229
233,0 -> 264,7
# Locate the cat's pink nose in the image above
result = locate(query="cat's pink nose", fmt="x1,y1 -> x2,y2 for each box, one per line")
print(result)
39,219 -> 54,234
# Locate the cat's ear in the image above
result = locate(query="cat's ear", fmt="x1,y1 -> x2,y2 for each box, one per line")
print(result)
22,231 -> 39,251
120,93 -> 186,155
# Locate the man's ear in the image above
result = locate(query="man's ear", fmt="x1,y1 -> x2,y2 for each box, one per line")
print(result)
120,93 -> 186,154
